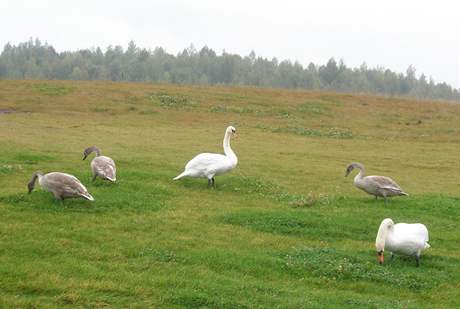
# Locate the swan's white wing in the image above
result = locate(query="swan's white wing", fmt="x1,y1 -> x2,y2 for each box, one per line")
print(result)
185,153 -> 227,170
407,223 -> 429,244
389,223 -> 429,254
182,153 -> 232,178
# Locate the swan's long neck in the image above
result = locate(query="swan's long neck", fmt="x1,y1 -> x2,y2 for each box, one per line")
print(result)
85,146 -> 101,157
354,165 -> 365,182
92,146 -> 101,157
28,172 -> 44,192
223,132 -> 237,164
375,220 -> 392,252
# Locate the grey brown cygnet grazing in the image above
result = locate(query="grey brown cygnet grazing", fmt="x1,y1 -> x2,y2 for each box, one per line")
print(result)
345,162 -> 408,204
28,171 -> 94,201
83,146 -> 116,182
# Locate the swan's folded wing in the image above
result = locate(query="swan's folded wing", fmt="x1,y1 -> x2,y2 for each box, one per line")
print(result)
411,223 -> 429,244
95,161 -> 116,179
93,157 -> 116,179
185,153 -> 227,171
394,223 -> 429,250
102,164 -> 116,179
46,173 -> 88,195
367,175 -> 402,190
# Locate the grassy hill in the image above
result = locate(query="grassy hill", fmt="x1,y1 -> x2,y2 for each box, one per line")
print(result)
0,80 -> 459,308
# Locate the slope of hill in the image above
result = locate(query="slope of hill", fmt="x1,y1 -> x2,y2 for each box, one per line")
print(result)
0,80 -> 459,307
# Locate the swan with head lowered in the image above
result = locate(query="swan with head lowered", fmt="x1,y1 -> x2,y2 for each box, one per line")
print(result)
83,146 -> 116,182
173,126 -> 238,187
28,171 -> 94,201
345,162 -> 408,204
375,218 -> 430,267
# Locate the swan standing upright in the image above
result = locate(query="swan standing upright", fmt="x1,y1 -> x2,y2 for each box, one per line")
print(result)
83,146 -> 117,182
375,218 -> 430,267
345,162 -> 408,203
28,171 -> 94,201
173,126 -> 238,187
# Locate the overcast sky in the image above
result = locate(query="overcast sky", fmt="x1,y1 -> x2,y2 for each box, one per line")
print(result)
1,0 -> 459,88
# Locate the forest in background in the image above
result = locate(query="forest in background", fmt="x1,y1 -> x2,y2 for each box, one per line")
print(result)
1,38 -> 459,101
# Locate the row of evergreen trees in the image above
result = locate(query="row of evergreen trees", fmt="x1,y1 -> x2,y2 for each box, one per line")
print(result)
1,38 -> 459,101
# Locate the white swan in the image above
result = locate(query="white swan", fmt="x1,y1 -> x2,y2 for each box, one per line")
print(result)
28,171 -> 94,201
83,146 -> 117,182
173,126 -> 238,187
345,162 -> 408,203
375,218 -> 430,267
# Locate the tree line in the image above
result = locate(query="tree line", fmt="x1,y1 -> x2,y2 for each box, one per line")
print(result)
1,38 -> 459,101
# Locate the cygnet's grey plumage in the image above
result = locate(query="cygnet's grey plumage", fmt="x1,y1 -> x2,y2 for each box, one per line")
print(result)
83,146 -> 116,182
345,162 -> 408,203
28,171 -> 94,201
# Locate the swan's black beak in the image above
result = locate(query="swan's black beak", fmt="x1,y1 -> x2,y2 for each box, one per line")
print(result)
83,155 -> 87,161
345,167 -> 352,177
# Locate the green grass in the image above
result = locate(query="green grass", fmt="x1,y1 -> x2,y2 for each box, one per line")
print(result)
33,83 -> 76,96
150,92 -> 197,109
0,80 -> 459,308
255,124 -> 355,139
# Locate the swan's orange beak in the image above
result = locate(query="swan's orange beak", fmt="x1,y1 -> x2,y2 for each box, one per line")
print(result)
378,252 -> 384,264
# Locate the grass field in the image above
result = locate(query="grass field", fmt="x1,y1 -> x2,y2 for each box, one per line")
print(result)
0,80 -> 459,308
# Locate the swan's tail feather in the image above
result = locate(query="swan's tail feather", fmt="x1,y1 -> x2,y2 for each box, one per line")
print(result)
383,186 -> 408,196
425,242 -> 431,249
173,171 -> 189,180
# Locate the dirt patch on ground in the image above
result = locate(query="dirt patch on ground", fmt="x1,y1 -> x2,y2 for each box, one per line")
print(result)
0,108 -> 15,114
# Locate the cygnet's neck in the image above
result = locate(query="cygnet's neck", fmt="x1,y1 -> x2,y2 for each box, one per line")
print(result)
354,166 -> 365,182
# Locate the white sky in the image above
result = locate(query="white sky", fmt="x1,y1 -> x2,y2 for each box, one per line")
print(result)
1,0 -> 460,88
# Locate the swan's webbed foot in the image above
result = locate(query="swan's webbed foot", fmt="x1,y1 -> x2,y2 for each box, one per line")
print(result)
92,174 -> 97,182
390,252 -> 395,261
212,177 -> 215,188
